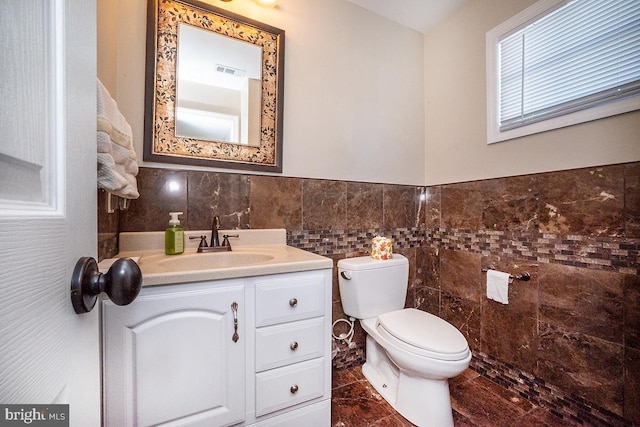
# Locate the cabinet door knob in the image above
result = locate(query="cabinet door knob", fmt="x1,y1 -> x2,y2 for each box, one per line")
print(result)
289,298 -> 297,307
290,384 -> 299,394
290,341 -> 298,351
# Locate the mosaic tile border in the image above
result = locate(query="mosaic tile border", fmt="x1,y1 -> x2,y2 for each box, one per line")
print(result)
287,228 -> 425,257
332,345 -> 366,371
287,228 -> 639,275
430,228 -> 639,275
471,350 -> 630,427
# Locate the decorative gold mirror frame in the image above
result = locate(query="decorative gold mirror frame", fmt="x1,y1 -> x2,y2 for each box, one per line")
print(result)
144,0 -> 285,172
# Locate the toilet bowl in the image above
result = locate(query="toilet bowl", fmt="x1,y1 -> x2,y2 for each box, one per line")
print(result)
360,309 -> 471,426
337,255 -> 471,427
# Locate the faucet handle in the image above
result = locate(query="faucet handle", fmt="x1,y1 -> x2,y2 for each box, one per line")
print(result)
189,235 -> 209,248
221,234 -> 239,247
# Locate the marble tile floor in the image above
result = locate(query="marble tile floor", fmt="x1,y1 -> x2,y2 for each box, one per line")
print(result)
331,366 -> 576,427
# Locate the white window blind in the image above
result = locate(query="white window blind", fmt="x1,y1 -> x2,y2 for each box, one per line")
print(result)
498,0 -> 640,132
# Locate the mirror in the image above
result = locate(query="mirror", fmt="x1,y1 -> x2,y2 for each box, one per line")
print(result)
144,0 -> 285,172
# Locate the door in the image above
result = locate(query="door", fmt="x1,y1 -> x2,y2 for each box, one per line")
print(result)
0,0 -> 100,426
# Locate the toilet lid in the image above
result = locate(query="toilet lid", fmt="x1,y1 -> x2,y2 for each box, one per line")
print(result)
377,308 -> 469,360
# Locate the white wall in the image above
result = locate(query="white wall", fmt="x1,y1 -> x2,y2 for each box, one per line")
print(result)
97,0 -> 426,186
424,0 -> 640,185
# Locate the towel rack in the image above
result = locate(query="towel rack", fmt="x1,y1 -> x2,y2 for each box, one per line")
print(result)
482,266 -> 531,282
104,191 -> 132,213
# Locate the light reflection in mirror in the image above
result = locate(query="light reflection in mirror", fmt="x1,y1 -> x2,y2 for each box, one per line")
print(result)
176,23 -> 262,146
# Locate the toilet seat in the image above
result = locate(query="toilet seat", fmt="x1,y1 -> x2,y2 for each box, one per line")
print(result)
376,308 -> 470,361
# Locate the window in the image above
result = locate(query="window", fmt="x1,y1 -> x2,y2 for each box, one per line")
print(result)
486,0 -> 640,143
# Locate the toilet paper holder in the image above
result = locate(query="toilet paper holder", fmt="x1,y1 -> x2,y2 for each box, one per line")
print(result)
481,266 -> 530,282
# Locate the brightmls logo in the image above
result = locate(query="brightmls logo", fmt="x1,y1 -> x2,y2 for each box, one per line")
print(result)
0,405 -> 68,426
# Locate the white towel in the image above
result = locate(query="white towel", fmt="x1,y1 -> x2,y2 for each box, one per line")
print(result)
97,79 -> 139,199
486,269 -> 510,304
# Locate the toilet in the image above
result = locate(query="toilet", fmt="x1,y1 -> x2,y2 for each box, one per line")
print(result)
337,254 -> 471,427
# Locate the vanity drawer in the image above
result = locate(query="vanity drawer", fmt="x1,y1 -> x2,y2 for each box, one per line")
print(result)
255,358 -> 324,417
255,274 -> 325,326
255,317 -> 325,372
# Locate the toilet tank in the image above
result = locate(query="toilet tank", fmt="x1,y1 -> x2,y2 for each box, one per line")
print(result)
337,255 -> 409,319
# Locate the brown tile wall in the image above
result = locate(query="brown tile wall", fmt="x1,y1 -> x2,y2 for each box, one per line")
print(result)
97,162 -> 640,425
97,189 -> 119,258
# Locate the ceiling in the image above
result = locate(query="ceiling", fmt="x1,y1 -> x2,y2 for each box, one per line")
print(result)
345,0 -> 469,34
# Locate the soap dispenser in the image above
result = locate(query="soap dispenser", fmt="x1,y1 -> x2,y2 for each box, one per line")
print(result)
165,212 -> 184,255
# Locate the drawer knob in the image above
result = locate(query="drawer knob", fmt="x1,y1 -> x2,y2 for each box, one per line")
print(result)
289,298 -> 298,307
290,384 -> 299,394
290,341 -> 298,351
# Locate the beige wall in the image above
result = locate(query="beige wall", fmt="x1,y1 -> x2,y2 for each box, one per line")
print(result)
99,0 -> 640,187
424,0 -> 640,185
97,0 -> 426,185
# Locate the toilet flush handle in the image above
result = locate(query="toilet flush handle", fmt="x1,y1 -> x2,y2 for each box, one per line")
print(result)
340,271 -> 351,280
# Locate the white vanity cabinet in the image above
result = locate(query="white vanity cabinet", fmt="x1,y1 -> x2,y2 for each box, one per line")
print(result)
102,269 -> 332,427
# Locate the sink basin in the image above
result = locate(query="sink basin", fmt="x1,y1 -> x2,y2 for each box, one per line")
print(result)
143,252 -> 274,270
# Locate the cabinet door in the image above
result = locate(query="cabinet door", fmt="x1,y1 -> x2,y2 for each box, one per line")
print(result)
103,283 -> 245,427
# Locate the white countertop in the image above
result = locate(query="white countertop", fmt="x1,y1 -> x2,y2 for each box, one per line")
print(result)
102,229 -> 333,287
